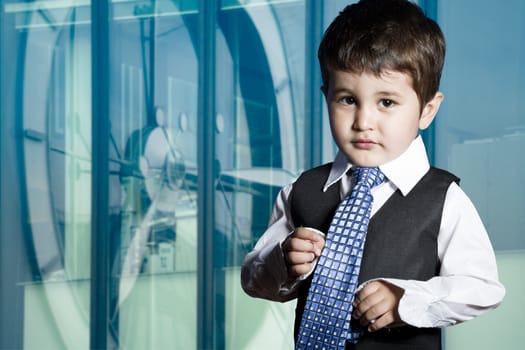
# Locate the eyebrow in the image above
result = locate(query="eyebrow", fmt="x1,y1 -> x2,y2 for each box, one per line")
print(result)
331,87 -> 354,95
376,91 -> 403,98
331,87 -> 403,98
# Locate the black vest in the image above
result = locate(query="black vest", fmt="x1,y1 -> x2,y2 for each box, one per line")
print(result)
290,164 -> 459,350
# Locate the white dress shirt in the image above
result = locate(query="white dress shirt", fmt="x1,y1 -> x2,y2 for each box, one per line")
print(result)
241,136 -> 505,328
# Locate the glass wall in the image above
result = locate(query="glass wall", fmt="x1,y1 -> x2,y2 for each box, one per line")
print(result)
1,1 -> 93,349
0,0 -> 316,348
0,1 -> 523,349
436,0 -> 525,349
109,2 -> 198,349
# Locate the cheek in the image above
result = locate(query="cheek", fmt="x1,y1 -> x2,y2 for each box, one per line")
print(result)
329,115 -> 351,139
330,108 -> 353,128
386,122 -> 419,148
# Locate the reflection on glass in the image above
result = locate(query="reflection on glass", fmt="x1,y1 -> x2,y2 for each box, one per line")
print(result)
216,1 -> 306,349
110,2 -> 199,348
3,1 -> 93,348
120,109 -> 186,276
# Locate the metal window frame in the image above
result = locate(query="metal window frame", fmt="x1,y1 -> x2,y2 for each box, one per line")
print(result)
197,0 -> 218,349
90,1 -> 111,349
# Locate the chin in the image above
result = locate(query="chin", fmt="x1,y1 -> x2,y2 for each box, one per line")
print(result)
344,148 -> 384,168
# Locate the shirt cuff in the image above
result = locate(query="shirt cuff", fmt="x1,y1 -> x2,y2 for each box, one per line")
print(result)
259,238 -> 289,286
379,278 -> 451,328
276,233 -> 307,294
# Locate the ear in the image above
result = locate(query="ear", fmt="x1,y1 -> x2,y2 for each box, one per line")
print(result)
419,92 -> 444,130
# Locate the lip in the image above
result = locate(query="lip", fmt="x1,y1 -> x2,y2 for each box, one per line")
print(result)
352,139 -> 377,150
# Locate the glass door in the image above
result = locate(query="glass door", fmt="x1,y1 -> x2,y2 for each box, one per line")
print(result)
108,1 -> 199,348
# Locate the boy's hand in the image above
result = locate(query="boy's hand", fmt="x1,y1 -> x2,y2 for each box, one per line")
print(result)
282,227 -> 325,278
352,281 -> 404,332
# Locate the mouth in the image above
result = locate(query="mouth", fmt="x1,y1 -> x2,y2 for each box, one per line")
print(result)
352,139 -> 377,150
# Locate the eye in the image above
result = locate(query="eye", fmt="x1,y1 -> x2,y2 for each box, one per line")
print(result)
380,99 -> 395,108
339,96 -> 356,105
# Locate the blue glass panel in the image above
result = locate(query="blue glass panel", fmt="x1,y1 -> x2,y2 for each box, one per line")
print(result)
437,0 -> 525,251
1,1 -> 93,348
217,1 -> 308,348
108,2 -> 199,348
436,1 -> 525,349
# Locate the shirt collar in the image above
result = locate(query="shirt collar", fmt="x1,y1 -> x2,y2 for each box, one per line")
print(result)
323,135 -> 430,196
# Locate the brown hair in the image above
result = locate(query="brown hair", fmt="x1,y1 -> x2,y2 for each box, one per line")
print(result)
318,0 -> 445,105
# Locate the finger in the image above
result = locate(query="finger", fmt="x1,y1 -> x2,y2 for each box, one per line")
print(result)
288,261 -> 316,277
294,227 -> 325,242
356,281 -> 381,300
351,295 -> 362,319
359,300 -> 390,327
353,284 -> 382,315
293,228 -> 326,255
311,238 -> 325,257
354,283 -> 403,329
352,281 -> 388,319
287,251 -> 317,265
354,294 -> 385,325
283,237 -> 313,254
367,312 -> 396,332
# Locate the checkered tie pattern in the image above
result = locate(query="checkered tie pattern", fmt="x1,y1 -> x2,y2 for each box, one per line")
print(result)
295,167 -> 386,349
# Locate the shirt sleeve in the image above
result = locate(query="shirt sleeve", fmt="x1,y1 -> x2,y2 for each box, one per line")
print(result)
240,184 -> 302,302
381,182 -> 505,327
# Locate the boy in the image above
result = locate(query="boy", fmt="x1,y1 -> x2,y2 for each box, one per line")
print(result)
241,0 -> 505,349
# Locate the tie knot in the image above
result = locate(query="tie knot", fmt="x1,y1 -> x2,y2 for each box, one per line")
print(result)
352,167 -> 385,189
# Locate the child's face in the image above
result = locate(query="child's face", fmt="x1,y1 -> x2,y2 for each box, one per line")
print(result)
323,69 -> 443,167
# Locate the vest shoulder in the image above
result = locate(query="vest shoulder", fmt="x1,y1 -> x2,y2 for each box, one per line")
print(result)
296,163 -> 333,179
428,166 -> 461,185
292,163 -> 334,189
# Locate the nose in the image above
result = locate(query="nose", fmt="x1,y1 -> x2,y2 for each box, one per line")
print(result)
352,105 -> 374,131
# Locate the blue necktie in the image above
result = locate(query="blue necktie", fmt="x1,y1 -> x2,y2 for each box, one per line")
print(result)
296,167 -> 386,349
